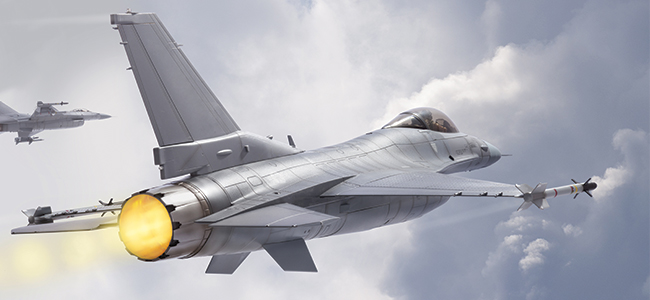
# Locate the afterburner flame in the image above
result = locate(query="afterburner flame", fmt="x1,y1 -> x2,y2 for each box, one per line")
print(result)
118,194 -> 172,260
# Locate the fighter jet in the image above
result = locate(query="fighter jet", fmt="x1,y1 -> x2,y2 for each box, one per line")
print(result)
0,100 -> 110,144
11,12 -> 596,274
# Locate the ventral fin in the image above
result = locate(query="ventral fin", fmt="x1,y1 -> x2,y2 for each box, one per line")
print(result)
263,239 -> 317,272
205,252 -> 250,274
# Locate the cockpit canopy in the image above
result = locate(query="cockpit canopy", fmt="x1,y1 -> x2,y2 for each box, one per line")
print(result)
383,107 -> 459,133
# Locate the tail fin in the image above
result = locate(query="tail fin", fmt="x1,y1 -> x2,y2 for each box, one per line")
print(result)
0,101 -> 18,116
111,12 -> 299,179
111,12 -> 240,146
516,183 -> 549,211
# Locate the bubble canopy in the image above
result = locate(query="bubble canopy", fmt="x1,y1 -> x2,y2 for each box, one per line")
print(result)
382,107 -> 459,133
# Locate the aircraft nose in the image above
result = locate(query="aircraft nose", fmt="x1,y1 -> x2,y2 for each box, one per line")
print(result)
485,141 -> 501,166
98,113 -> 111,120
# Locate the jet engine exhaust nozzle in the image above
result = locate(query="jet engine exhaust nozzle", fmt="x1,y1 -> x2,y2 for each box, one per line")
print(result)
117,183 -> 217,262
118,194 -> 173,260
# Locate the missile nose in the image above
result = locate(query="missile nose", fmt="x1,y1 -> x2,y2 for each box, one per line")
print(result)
98,113 -> 111,120
485,141 -> 501,166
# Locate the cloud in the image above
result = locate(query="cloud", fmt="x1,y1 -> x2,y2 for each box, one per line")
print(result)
374,44 -> 529,138
561,224 -> 583,237
481,0 -> 503,50
591,129 -> 649,200
483,234 -> 523,275
519,238 -> 550,272
501,215 -> 537,232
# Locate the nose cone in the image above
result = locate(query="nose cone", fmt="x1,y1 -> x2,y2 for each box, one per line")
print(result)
485,142 -> 501,166
98,113 -> 111,120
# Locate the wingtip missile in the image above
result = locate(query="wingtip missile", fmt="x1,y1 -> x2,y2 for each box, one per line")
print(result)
516,178 -> 598,211
12,199 -> 122,234
37,101 -> 69,107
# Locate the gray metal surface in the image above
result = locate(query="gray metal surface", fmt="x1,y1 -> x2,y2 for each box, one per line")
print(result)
154,131 -> 301,179
323,171 -> 522,197
0,101 -> 19,115
112,12 -> 302,179
263,239 -> 317,272
111,12 -> 239,146
206,253 -> 250,274
210,203 -> 338,228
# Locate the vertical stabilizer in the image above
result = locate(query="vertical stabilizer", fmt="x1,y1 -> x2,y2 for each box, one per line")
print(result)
111,12 -> 240,146
111,12 -> 300,179
0,101 -> 18,116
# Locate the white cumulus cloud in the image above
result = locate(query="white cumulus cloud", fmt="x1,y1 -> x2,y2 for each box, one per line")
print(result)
591,129 -> 648,200
562,224 -> 583,237
519,238 -> 551,272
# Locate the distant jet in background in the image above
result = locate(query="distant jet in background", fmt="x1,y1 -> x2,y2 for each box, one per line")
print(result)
0,101 -> 110,144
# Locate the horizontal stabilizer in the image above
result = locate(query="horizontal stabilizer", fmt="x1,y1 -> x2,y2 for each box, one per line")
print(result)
11,216 -> 117,234
263,239 -> 317,272
210,203 -> 338,228
205,252 -> 250,274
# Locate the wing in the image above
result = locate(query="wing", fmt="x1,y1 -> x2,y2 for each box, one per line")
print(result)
110,12 -> 239,146
322,170 -> 523,198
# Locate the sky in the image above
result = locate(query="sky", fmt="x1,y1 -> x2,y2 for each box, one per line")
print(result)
0,0 -> 647,299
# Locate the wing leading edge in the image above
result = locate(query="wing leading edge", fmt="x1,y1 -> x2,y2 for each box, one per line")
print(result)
322,171 -> 523,198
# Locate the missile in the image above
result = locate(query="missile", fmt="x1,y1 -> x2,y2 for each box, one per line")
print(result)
516,178 -> 597,211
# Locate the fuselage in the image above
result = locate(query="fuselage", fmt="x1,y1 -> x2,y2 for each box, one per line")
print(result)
0,110 -> 109,133
132,127 -> 502,260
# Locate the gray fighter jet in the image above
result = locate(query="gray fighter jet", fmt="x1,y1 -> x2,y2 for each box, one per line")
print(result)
11,12 -> 596,274
0,100 -> 110,144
